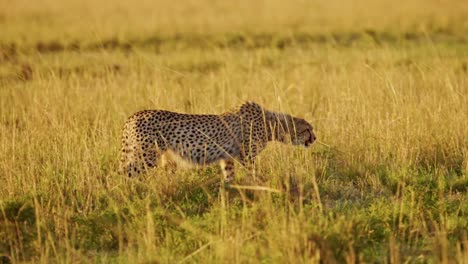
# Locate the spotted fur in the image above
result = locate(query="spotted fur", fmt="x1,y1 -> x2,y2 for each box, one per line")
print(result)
119,102 -> 316,182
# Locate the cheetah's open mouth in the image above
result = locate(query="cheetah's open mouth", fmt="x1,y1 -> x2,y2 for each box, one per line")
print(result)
304,130 -> 314,147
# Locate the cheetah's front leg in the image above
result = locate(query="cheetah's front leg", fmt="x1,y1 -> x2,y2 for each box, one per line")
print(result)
220,159 -> 235,184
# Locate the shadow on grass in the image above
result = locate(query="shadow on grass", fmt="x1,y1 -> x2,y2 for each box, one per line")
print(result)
1,145 -> 465,262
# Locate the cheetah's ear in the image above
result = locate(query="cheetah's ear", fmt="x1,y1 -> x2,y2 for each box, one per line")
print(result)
239,101 -> 263,112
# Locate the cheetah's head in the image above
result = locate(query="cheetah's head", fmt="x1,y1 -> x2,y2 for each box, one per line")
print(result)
238,102 -> 316,147
267,113 -> 316,147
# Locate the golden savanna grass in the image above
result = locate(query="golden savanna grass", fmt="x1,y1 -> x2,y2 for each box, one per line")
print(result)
0,0 -> 467,263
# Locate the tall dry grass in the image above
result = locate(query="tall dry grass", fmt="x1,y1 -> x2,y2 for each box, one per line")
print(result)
0,0 -> 467,263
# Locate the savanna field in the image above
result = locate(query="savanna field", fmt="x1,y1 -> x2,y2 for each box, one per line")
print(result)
0,0 -> 467,263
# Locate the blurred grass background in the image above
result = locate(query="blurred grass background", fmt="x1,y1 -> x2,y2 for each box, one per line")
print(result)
0,0 -> 467,263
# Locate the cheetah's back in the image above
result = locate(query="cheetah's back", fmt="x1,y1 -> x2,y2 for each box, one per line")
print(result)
119,110 -> 242,176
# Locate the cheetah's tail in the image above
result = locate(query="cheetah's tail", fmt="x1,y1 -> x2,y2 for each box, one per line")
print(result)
119,120 -> 140,177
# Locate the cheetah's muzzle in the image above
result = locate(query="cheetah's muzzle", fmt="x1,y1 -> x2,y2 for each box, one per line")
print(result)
304,129 -> 316,147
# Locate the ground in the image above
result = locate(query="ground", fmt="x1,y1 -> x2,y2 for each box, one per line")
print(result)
0,0 -> 467,263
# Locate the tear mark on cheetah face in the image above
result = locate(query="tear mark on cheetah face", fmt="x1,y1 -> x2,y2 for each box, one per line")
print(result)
119,102 -> 316,183
266,112 -> 316,147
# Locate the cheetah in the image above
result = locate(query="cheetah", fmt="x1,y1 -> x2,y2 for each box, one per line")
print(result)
119,102 -> 316,183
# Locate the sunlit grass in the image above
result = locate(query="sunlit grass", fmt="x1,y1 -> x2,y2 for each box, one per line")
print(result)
0,0 -> 467,263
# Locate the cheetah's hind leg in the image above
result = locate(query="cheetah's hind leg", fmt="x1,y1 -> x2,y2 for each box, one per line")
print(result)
220,159 -> 235,185
119,144 -> 160,177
